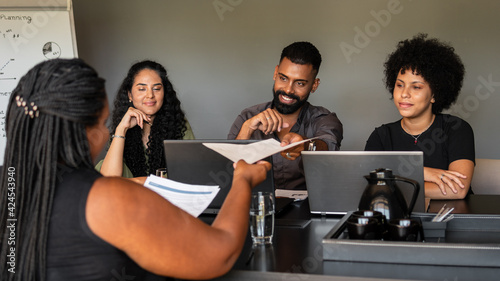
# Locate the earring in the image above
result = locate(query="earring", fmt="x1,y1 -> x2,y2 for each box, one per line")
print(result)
129,100 -> 132,103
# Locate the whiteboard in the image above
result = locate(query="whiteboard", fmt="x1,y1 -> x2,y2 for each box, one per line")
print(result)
0,7 -> 77,165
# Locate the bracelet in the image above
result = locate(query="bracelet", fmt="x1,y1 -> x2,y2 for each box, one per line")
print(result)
111,134 -> 126,140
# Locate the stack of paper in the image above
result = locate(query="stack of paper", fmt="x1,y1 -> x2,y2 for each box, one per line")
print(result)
144,175 -> 220,217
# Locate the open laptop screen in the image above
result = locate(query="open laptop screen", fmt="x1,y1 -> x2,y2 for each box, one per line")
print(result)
302,151 -> 425,215
163,140 -> 274,214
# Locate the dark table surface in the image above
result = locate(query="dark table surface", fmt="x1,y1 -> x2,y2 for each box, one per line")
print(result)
206,195 -> 500,281
429,194 -> 500,214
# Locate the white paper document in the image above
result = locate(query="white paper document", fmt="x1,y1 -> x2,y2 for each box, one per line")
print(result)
144,175 -> 220,217
203,138 -> 317,164
275,189 -> 308,201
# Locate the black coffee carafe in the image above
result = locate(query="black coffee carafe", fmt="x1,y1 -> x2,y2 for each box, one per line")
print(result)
358,168 -> 420,220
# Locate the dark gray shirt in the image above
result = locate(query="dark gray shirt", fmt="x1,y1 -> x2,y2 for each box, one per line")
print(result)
228,101 -> 343,190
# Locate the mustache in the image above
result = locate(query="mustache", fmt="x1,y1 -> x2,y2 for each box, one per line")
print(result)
275,89 -> 300,101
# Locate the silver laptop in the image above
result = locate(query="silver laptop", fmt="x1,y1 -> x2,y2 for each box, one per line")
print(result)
302,151 -> 425,215
163,140 -> 275,215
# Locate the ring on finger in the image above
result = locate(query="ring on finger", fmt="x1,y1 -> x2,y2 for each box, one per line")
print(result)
286,152 -> 292,159
440,173 -> 445,181
266,117 -> 271,120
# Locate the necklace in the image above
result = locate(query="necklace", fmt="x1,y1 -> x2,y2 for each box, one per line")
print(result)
401,116 -> 435,145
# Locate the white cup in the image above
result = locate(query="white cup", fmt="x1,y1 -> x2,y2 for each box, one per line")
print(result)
250,192 -> 275,244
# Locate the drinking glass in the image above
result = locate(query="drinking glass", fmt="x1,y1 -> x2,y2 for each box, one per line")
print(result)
156,168 -> 168,178
250,192 -> 275,244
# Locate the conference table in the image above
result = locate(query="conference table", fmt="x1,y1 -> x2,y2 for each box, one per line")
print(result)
205,195 -> 500,281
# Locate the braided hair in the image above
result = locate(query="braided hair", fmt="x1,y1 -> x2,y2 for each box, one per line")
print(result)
0,59 -> 106,280
111,60 -> 187,177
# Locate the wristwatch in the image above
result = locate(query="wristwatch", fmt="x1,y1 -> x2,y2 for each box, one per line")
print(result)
307,140 -> 316,151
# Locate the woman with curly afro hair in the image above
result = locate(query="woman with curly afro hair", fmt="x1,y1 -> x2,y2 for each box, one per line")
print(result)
97,60 -> 195,178
365,33 -> 475,200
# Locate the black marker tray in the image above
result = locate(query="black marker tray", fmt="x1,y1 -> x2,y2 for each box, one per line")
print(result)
322,211 -> 500,267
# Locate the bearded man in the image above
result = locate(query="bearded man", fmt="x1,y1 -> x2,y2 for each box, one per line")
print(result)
228,41 -> 343,190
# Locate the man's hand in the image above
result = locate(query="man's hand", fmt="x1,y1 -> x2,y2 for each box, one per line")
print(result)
236,108 -> 290,139
279,133 -> 304,161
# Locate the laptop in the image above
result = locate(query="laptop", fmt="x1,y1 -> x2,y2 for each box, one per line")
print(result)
163,140 -> 275,214
302,151 -> 425,215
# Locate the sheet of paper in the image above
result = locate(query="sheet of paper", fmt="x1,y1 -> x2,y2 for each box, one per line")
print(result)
203,138 -> 317,164
144,175 -> 220,217
275,189 -> 308,201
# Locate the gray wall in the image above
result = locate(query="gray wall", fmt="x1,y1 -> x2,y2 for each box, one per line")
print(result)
73,0 -> 500,159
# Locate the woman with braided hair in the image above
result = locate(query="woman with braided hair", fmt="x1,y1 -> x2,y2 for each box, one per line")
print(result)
0,59 -> 271,280
97,60 -> 195,178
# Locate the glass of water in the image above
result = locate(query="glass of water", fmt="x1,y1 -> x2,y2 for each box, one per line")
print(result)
156,168 -> 168,178
250,192 -> 275,244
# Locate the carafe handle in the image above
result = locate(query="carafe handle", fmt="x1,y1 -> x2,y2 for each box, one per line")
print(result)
393,176 -> 420,216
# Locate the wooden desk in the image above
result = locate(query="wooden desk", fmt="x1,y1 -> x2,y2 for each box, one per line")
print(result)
208,196 -> 500,281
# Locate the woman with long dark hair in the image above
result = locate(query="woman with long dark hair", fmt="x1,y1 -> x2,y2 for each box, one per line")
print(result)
0,58 -> 270,280
97,60 -> 194,177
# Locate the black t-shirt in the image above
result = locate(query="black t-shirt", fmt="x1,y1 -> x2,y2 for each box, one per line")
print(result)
46,167 -> 167,281
365,114 -> 475,169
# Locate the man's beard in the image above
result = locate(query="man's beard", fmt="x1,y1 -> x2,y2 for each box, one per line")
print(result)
272,88 -> 310,115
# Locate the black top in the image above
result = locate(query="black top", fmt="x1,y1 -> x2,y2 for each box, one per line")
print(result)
365,114 -> 475,194
46,167 -> 166,281
365,114 -> 475,168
